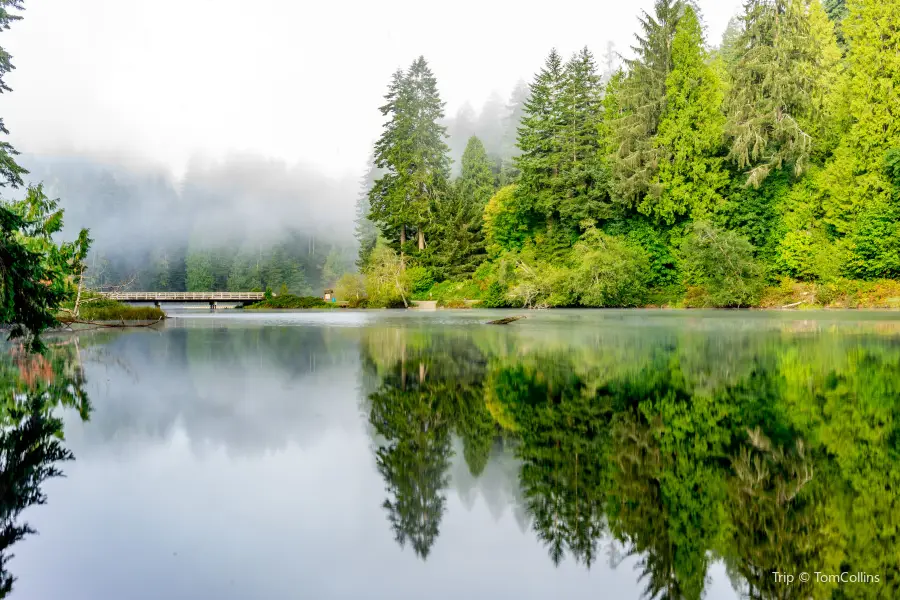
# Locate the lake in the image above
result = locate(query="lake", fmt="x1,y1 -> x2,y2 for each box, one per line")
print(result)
3,309 -> 899,599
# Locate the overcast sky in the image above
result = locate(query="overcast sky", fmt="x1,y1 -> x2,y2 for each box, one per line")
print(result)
5,0 -> 743,181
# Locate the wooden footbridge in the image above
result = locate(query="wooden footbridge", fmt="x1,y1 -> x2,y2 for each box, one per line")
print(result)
101,292 -> 265,310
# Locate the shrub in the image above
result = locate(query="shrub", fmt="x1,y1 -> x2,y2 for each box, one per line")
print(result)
335,273 -> 366,303
679,221 -> 763,307
479,282 -> 508,308
364,242 -> 410,307
405,266 -> 434,295
569,229 -> 652,307
246,294 -> 332,309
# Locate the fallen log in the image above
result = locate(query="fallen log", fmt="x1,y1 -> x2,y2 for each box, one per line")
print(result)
487,316 -> 526,325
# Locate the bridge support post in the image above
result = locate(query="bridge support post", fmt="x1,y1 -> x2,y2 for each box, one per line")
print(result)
209,301 -> 217,312
154,301 -> 161,309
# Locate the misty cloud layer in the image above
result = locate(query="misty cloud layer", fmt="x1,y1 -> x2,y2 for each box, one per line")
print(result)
21,153 -> 357,259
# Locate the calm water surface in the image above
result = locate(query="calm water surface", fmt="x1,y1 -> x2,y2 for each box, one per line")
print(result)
4,310 -> 900,598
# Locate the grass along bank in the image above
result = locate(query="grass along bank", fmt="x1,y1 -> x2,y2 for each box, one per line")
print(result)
242,294 -> 337,310
57,293 -> 165,323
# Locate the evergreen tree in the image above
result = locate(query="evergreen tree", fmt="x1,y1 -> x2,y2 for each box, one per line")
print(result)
369,57 -> 452,252
820,0 -> 900,252
610,0 -> 685,205
645,6 -> 728,224
725,0 -> 839,186
557,47 -> 611,228
514,49 -> 566,220
457,136 -> 495,207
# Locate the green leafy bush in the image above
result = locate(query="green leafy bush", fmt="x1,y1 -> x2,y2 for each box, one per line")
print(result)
569,229 -> 652,307
405,266 -> 435,295
245,294 -> 333,309
679,222 -> 763,307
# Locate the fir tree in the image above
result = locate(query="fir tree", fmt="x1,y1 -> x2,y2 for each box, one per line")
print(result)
610,0 -> 685,205
557,47 -> 611,228
514,49 -> 566,220
646,6 -> 728,224
457,136 -> 495,207
725,0 -> 838,186
369,58 -> 452,252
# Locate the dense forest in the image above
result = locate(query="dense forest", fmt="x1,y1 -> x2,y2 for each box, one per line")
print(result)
352,0 -> 900,309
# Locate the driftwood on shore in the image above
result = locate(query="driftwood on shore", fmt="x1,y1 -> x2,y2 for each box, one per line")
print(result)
487,316 -> 526,325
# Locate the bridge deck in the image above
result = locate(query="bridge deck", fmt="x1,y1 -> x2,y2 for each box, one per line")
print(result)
102,292 -> 265,302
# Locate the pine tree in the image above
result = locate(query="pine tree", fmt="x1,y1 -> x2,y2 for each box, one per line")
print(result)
369,58 -> 451,252
725,0 -> 838,186
646,6 -> 728,223
428,136 -> 494,279
557,47 -> 611,228
514,49 -> 567,219
457,136 -> 495,207
369,69 -> 408,246
610,0 -> 685,204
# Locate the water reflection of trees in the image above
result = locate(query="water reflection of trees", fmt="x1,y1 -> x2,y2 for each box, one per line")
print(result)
0,340 -> 92,597
361,324 -> 900,599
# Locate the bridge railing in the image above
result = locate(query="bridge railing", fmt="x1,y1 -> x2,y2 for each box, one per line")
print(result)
101,292 -> 266,301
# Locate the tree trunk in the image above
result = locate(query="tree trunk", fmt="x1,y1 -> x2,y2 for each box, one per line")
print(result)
400,226 -> 406,245
417,229 -> 425,250
73,266 -> 85,318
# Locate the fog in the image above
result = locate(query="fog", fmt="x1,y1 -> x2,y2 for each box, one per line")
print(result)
3,0 -> 744,282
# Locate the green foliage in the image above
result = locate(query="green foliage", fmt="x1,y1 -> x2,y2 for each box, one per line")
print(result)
369,57 -> 452,251
569,229 -> 652,307
2,185 -> 91,351
483,185 -> 532,257
609,0 -> 685,204
725,0 -> 840,186
604,218 -> 679,287
245,294 -> 332,309
680,222 -> 764,307
405,266 -> 434,295
335,273 -> 366,305
645,6 -> 727,224
355,1 -> 900,309
364,241 -> 411,308
74,300 -> 164,321
515,48 -> 611,232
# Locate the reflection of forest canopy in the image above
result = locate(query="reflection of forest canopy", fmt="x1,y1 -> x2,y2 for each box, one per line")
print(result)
0,341 -> 91,597
362,323 -> 900,598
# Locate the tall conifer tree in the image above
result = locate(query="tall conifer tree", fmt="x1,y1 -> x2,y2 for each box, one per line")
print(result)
610,0 -> 685,204
557,47 -> 610,228
725,0 -> 837,186
514,49 -> 566,220
369,58 -> 451,252
646,6 -> 727,223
